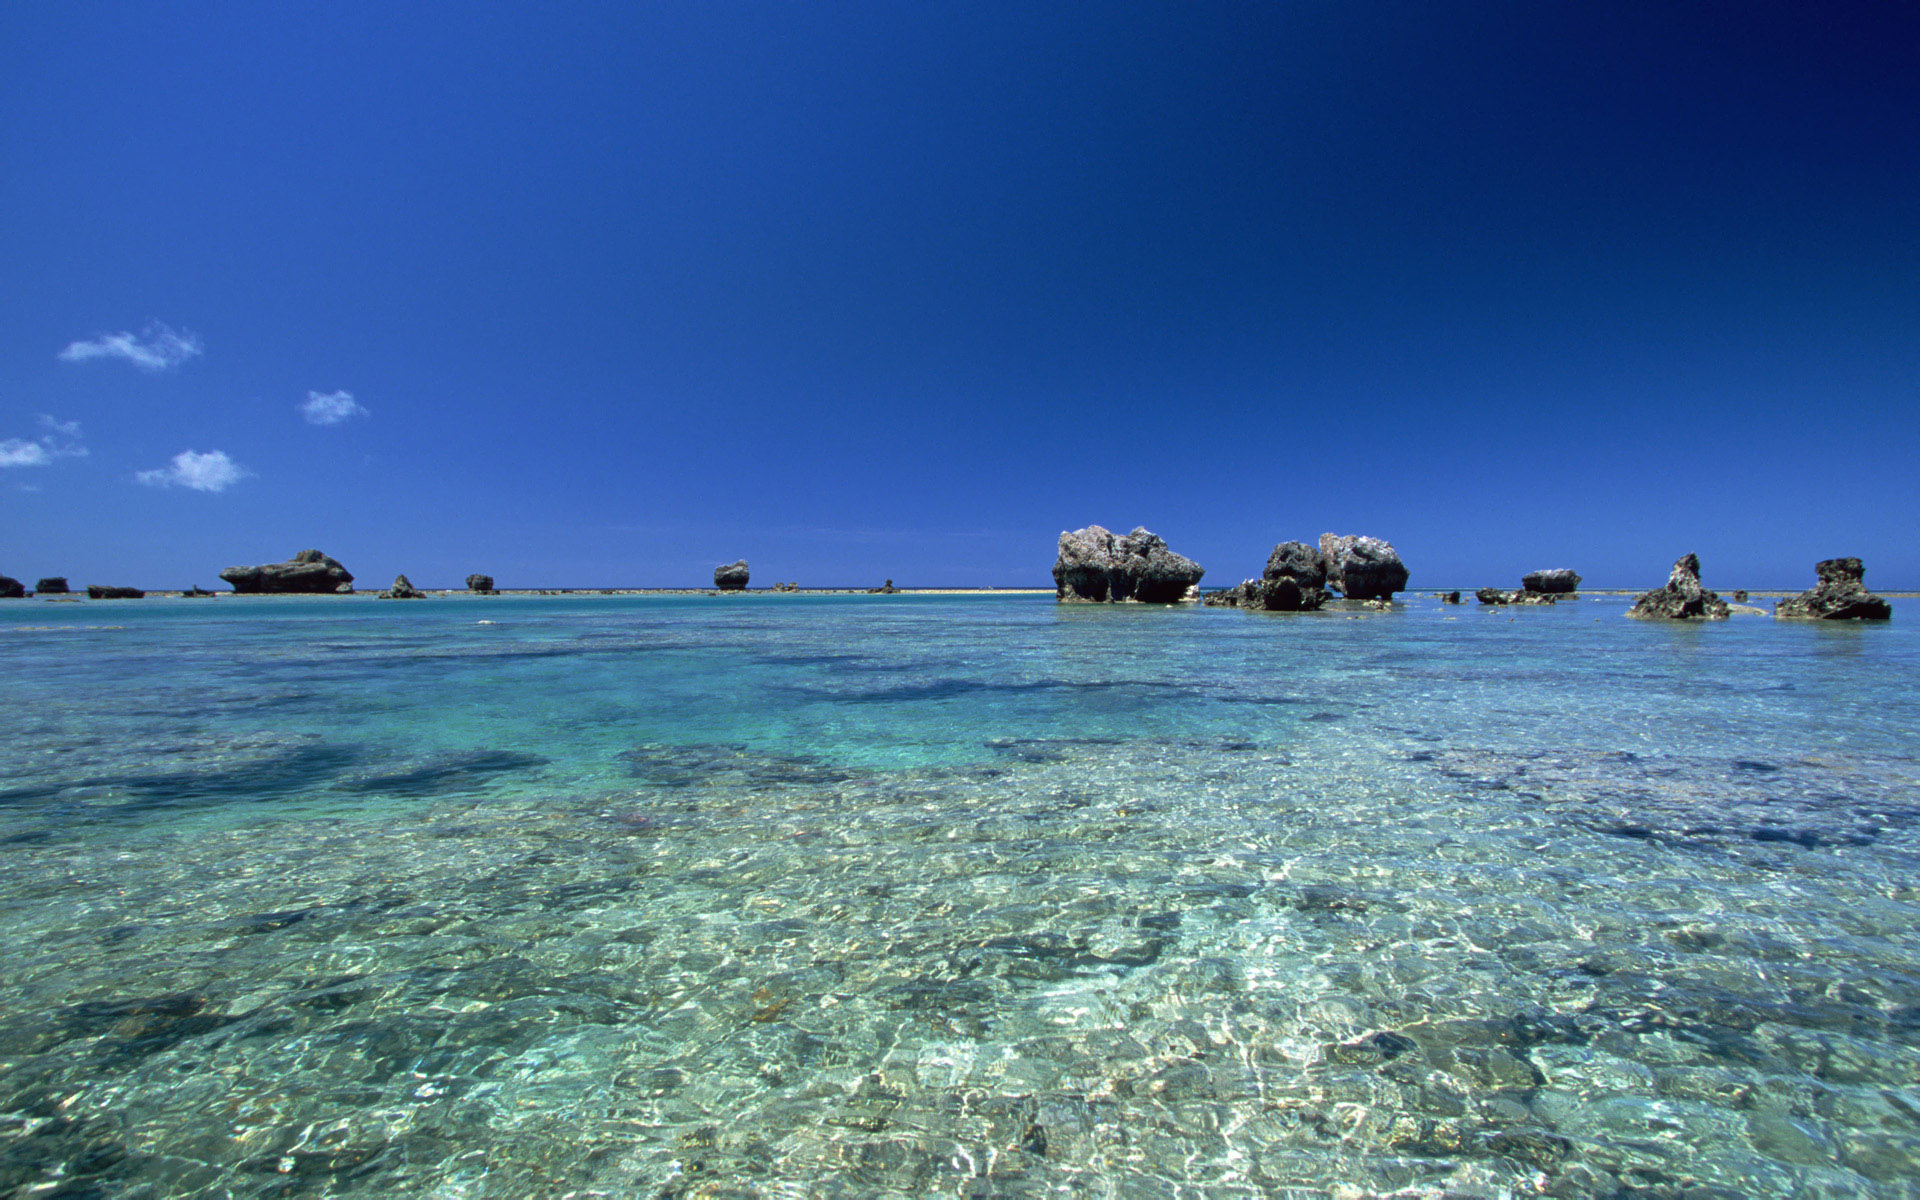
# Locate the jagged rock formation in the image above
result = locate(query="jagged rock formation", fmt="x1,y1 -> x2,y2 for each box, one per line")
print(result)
1053,526 -> 1204,603
0,575 -> 24,599
466,574 -> 496,593
86,585 -> 144,599
34,577 -> 68,595
1522,569 -> 1581,594
1776,558 -> 1891,620
1439,591 -> 1461,604
380,574 -> 425,599
1628,554 -> 1729,620
714,561 -> 750,590
220,549 -> 354,594
1319,534 -> 1410,600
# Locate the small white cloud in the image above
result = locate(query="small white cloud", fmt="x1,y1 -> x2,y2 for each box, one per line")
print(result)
0,415 -> 88,468
0,439 -> 49,467
300,389 -> 368,425
59,322 -> 203,371
136,448 -> 249,493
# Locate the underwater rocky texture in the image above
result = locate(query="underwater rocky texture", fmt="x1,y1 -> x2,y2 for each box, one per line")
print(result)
1,593 -> 1916,1197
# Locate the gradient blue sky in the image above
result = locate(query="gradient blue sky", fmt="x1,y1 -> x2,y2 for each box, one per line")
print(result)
5,2 -> 1916,589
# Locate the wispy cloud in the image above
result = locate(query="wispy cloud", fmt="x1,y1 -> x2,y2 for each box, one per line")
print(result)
300,389 -> 368,425
0,415 -> 89,468
135,448 -> 249,493
59,322 -> 203,371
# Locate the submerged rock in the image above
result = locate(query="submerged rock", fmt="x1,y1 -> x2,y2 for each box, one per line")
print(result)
714,560 -> 750,590
1628,553 -> 1729,620
1477,588 -> 1557,605
1776,558 -> 1891,620
220,549 -> 354,594
1053,526 -> 1205,603
379,574 -> 424,599
465,573 -> 496,593
1318,534 -> 1409,600
34,577 -> 68,595
1522,569 -> 1581,594
0,575 -> 23,599
86,585 -> 145,599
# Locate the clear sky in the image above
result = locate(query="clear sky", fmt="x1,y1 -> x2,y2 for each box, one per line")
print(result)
4,2 -> 1916,590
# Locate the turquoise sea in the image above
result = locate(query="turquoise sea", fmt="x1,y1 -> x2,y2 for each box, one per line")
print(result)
2,592 -> 1918,1198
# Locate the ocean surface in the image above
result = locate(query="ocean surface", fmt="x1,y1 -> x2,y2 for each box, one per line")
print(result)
2,592 -> 1917,1199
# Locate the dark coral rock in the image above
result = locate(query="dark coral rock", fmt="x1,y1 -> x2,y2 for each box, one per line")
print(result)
1053,526 -> 1204,603
220,549 -> 354,594
86,585 -> 145,599
1522,569 -> 1581,594
1319,534 -> 1409,600
1628,553 -> 1729,620
714,560 -> 750,590
465,574 -> 496,593
34,577 -> 69,595
1776,558 -> 1891,620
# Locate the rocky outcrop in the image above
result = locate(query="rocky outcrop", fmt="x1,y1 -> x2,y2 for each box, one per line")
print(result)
379,574 -> 424,599
34,577 -> 68,595
1522,569 -> 1581,594
1775,558 -> 1891,620
220,549 -> 354,594
1053,526 -> 1205,603
1439,591 -> 1461,604
0,576 -> 24,599
1477,588 -> 1557,605
1319,534 -> 1409,600
1628,554 -> 1729,620
86,585 -> 144,599
714,560 -> 750,590
465,574 -> 496,593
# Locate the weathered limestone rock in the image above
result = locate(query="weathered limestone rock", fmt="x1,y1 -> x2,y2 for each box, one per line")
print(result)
220,549 -> 354,594
714,560 -> 750,590
1628,553 -> 1729,620
1053,526 -> 1205,603
1439,591 -> 1462,604
1318,533 -> 1409,600
1522,569 -> 1581,594
86,585 -> 144,599
0,576 -> 24,599
1775,558 -> 1891,620
466,574 -> 496,593
34,577 -> 68,595
379,574 -> 424,599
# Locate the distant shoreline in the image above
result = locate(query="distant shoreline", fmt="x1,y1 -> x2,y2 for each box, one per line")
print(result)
12,587 -> 1918,601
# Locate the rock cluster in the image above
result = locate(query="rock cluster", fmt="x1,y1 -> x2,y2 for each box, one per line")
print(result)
0,575 -> 24,599
466,574 -> 496,593
714,560 -> 750,591
34,577 -> 68,595
86,585 -> 145,599
1053,526 -> 1205,603
379,574 -> 425,599
1628,553 -> 1729,620
1775,558 -> 1891,620
870,579 -> 900,594
1318,534 -> 1410,600
1476,588 -> 1557,606
220,549 -> 354,594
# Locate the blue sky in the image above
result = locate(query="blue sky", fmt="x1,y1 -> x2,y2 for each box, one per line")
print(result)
4,2 -> 1916,590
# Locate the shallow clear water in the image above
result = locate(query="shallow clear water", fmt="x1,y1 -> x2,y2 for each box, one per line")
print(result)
2,593 -> 1917,1198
